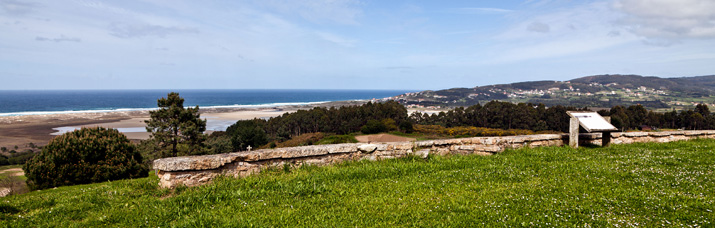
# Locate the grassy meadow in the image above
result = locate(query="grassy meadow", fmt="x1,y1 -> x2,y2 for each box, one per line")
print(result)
1,139 -> 714,227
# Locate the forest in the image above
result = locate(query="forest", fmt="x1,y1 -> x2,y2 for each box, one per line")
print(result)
412,101 -> 715,132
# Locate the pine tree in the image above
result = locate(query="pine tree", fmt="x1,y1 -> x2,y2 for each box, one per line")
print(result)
145,92 -> 207,157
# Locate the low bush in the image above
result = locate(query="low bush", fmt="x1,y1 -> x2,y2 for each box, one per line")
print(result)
316,134 -> 358,145
414,124 -> 534,137
399,121 -> 414,133
267,133 -> 326,148
22,127 -> 148,190
361,119 -> 387,134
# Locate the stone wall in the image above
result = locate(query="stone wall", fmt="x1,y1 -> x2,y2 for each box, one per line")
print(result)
153,130 -> 715,188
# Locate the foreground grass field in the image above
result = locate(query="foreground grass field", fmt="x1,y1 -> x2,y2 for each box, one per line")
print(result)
2,139 -> 714,227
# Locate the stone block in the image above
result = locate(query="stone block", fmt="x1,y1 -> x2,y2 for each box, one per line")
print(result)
358,144 -> 378,153
414,149 -> 430,158
435,148 -> 450,156
360,155 -> 377,161
685,131 -> 706,136
457,145 -> 476,151
153,153 -> 244,171
393,142 -> 414,150
479,145 -> 502,153
622,132 -> 648,137
649,131 -> 671,137
414,141 -> 434,147
666,131 -> 685,135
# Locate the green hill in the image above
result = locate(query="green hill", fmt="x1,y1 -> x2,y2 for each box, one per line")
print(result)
394,74 -> 715,110
2,139 -> 713,227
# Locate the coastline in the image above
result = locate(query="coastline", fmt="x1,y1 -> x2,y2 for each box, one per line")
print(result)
0,100 -> 370,151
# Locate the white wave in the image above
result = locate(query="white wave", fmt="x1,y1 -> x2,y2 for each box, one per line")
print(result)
202,101 -> 333,109
0,108 -> 158,117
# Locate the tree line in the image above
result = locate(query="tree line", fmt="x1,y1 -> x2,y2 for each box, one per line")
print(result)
411,101 -> 715,132
410,101 -> 587,133
224,101 -> 411,151
599,104 -> 715,130
263,101 -> 409,137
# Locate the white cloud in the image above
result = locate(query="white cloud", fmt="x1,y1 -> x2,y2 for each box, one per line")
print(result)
527,21 -> 550,33
490,1 -> 636,63
315,31 -> 357,47
2,0 -> 714,90
614,0 -> 715,40
35,35 -> 81,42
255,0 -> 363,25
0,0 -> 39,15
452,7 -> 513,14
108,23 -> 199,38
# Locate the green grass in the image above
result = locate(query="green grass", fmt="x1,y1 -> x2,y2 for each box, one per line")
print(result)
2,140 -> 714,227
0,165 -> 25,182
0,165 -> 22,172
316,134 -> 358,145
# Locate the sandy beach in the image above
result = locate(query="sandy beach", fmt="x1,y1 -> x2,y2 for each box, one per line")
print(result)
48,109 -> 294,140
0,100 -> 369,151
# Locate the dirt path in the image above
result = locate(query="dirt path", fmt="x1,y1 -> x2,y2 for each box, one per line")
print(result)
0,168 -> 25,176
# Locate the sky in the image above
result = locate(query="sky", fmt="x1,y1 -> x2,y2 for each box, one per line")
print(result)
1,0 -> 715,90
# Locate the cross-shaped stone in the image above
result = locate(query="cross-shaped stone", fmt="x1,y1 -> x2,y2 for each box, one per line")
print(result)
246,145 -> 252,151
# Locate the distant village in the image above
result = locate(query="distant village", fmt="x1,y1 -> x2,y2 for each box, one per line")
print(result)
384,81 -> 714,111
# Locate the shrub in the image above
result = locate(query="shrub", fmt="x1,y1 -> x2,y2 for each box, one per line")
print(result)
361,120 -> 387,134
23,127 -> 148,190
317,134 -> 358,145
399,121 -> 414,133
267,133 -> 325,149
381,118 -> 398,132
7,150 -> 35,165
205,132 -> 233,154
413,124 -> 534,137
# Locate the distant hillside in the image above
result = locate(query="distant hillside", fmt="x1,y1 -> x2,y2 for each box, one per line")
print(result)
390,74 -> 715,110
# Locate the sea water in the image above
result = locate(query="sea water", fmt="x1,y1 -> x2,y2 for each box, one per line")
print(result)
0,89 -> 412,116
1,89 -> 412,133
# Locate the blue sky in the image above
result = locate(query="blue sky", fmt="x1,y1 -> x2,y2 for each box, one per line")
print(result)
1,0 -> 714,90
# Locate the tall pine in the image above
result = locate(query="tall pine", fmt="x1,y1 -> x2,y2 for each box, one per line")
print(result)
145,92 -> 207,157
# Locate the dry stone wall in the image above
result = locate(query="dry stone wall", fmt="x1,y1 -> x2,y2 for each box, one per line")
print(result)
153,130 -> 715,188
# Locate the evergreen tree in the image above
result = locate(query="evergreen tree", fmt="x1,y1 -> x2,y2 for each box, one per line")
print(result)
145,92 -> 207,157
695,103 -> 710,116
226,119 -> 268,151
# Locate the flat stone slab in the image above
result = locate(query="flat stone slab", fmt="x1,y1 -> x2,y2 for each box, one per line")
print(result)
153,153 -> 248,171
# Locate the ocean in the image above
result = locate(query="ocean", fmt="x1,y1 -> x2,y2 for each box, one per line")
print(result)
0,89 -> 413,116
